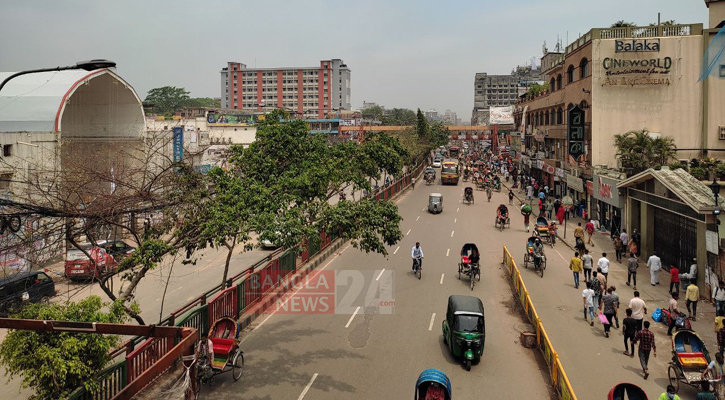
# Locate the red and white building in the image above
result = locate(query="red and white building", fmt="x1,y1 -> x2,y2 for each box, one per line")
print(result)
220,59 -> 351,118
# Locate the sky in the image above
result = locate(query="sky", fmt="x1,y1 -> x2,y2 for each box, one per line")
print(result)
0,0 -> 710,122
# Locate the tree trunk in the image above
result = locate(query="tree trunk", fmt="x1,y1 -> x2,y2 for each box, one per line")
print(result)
221,237 -> 236,288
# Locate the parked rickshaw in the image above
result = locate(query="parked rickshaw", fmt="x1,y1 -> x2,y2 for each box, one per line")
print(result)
463,187 -> 474,205
668,330 -> 713,393
534,217 -> 555,247
608,383 -> 648,400
415,368 -> 452,400
495,204 -> 510,231
523,236 -> 546,277
442,295 -> 485,371
458,243 -> 481,290
195,317 -> 245,391
428,193 -> 443,214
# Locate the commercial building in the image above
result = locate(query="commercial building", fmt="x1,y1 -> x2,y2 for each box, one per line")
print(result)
471,66 -> 541,125
220,59 -> 351,118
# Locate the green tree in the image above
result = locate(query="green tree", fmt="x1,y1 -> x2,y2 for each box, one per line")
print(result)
614,130 -> 677,176
362,105 -> 384,121
0,296 -> 126,400
428,121 -> 449,148
416,109 -> 429,138
525,82 -> 549,99
186,97 -> 221,108
144,86 -> 191,116
611,20 -> 636,27
382,108 -> 417,125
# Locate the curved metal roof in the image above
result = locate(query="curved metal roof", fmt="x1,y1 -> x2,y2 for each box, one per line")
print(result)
0,68 -> 142,133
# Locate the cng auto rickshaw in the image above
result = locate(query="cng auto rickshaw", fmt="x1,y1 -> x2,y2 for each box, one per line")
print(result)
442,295 -> 485,371
415,368 -> 452,400
428,193 -> 443,213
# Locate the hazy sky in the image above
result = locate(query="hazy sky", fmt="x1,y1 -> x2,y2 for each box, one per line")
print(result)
0,0 -> 709,121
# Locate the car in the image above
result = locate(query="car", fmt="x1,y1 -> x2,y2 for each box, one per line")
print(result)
0,271 -> 56,316
64,242 -> 117,281
99,241 -> 135,260
432,160 -> 442,168
260,231 -> 283,249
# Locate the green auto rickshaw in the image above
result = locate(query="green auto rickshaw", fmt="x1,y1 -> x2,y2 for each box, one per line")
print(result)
442,295 -> 485,371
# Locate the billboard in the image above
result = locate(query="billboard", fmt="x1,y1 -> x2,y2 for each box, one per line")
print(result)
207,112 -> 258,126
489,106 -> 514,125
173,127 -> 183,162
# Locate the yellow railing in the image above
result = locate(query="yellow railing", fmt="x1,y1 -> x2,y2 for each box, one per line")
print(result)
502,245 -> 578,400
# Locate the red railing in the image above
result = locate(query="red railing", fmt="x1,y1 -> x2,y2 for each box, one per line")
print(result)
126,336 -> 173,382
208,287 -> 238,323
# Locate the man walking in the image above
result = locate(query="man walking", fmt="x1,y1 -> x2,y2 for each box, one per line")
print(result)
718,322 -> 725,358
669,264 -> 680,296
592,270 -> 603,310
620,228 -> 629,250
629,291 -> 647,332
647,252 -> 662,286
583,281 -> 595,326
626,252 -> 639,290
574,222 -> 585,247
598,253 -> 610,280
633,321 -> 656,379
585,219 -> 595,245
667,293 -> 681,336
570,252 -> 583,289
601,287 -> 618,338
714,280 -> 725,317
686,281 -> 700,321
582,249 -> 594,283
623,308 -> 637,357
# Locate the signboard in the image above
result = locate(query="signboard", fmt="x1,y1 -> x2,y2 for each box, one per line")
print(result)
173,127 -> 184,162
567,174 -> 584,192
544,164 -> 555,174
535,160 -> 544,170
593,174 -> 623,208
567,105 -> 585,161
207,112 -> 258,126
535,129 -> 545,142
490,107 -> 513,125
707,230 -> 719,254
471,135 -> 478,140
555,168 -> 565,178
615,39 -> 660,53
586,180 -> 594,195
458,134 -> 466,140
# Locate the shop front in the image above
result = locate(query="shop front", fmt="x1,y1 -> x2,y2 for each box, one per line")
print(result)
566,174 -> 586,217
593,173 -> 624,235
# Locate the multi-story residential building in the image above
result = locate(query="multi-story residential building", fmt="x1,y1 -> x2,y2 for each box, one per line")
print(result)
361,101 -> 381,110
472,65 -> 541,125
425,109 -> 439,121
220,59 -> 351,118
443,110 -> 459,125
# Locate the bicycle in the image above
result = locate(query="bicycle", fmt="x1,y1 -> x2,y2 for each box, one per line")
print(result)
413,257 -> 422,280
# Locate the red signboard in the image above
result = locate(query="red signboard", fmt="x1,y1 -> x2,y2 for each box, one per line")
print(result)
586,181 -> 594,195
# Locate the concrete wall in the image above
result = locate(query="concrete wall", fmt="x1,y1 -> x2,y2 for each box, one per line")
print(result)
591,35 -> 706,166
704,28 -> 725,153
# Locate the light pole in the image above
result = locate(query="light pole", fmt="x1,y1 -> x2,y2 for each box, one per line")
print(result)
0,59 -> 116,94
711,176 -> 721,219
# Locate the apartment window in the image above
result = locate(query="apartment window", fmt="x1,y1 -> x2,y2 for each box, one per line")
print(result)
550,77 -> 555,91
580,58 -> 589,78
2,145 -> 11,158
556,75 -> 562,90
567,65 -> 575,83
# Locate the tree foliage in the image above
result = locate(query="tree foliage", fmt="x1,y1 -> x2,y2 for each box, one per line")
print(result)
416,109 -> 429,139
381,108 -> 417,125
0,296 -> 126,400
186,97 -> 220,108
525,82 -> 549,99
614,130 -> 677,176
144,86 -> 191,116
611,20 -> 636,27
362,105 -> 384,121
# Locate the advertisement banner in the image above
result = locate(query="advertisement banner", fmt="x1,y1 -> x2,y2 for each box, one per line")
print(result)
173,127 -> 184,162
489,106 -> 514,125
567,105 -> 585,161
207,112 -> 257,126
593,174 -> 623,208
567,174 -> 584,192
555,168 -> 565,178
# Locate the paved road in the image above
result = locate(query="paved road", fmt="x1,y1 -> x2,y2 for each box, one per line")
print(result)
205,179 -> 554,399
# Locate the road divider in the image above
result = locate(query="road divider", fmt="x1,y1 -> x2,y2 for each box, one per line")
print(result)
502,245 -> 578,400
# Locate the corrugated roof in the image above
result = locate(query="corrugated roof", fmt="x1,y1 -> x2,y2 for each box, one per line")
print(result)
618,168 -> 725,212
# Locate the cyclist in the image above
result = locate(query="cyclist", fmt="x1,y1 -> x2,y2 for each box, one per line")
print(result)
411,242 -> 424,271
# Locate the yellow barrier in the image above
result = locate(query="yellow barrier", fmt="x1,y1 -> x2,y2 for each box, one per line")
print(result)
502,245 -> 578,400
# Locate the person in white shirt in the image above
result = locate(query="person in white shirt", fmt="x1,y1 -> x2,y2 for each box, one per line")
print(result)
628,291 -> 648,332
598,253 -> 610,280
411,242 -> 424,271
647,252 -> 662,286
620,229 -> 629,247
680,258 -> 697,291
714,280 -> 725,317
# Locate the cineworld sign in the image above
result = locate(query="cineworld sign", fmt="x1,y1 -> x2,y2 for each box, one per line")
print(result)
602,57 -> 672,70
615,39 -> 660,53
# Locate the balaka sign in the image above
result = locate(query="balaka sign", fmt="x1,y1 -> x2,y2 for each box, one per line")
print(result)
615,39 -> 660,53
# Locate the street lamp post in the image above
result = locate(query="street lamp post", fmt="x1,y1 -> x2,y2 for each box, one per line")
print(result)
0,59 -> 116,94
711,176 -> 721,218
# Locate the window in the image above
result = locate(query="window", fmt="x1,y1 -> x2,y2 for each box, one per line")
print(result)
580,58 -> 589,78
567,65 -> 575,83
545,112 -> 549,125
0,174 -> 10,190
556,75 -> 562,90
556,108 -> 563,125
550,78 -> 556,92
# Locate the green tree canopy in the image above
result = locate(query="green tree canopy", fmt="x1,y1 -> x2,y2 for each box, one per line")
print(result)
416,109 -> 429,138
382,108 -> 417,125
362,105 -> 384,121
144,86 -> 191,116
186,97 -> 221,108
0,296 -> 126,400
611,20 -> 636,27
614,130 -> 677,176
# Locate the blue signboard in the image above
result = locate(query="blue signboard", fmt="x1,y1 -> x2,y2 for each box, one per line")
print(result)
173,127 -> 183,162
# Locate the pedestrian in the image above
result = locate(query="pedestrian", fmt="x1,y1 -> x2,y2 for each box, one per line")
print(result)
613,236 -> 624,262
523,213 -> 530,232
623,308 -> 637,357
687,281 -> 700,321
598,253 -> 610,280
669,264 -> 680,296
714,280 -> 725,317
570,252 -> 583,289
629,291 -> 648,332
647,252 -> 662,286
591,270 -> 603,310
574,222 -> 585,244
620,228 -> 629,249
718,322 -> 725,358
583,281 -> 595,326
597,267 -> 608,293
585,219 -> 595,245
556,205 -> 565,225
627,252 -> 639,290
601,287 -> 618,338
582,249 -> 593,283
631,228 -> 641,257
633,320 -> 656,379
667,292 -> 681,336
610,286 -> 621,328
681,258 -> 698,291
508,189 -> 514,205
696,381 -> 717,400
658,385 -> 681,400
546,200 -> 553,220
526,184 -> 534,202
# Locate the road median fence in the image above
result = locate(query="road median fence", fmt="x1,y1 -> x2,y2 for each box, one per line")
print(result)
502,245 -> 578,400
69,165 -> 423,400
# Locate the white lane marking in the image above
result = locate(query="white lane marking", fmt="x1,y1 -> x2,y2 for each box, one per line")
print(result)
246,243 -> 351,338
422,207 -> 426,211
416,216 -> 420,221
457,207 -> 459,212
297,373 -> 319,400
345,306 -> 361,328
454,218 -> 457,223
429,313 -> 436,331
406,229 -> 411,235
393,246 -> 400,255
554,248 -> 567,262
446,248 -> 450,257
440,274 -> 445,284
451,231 -> 455,238
376,269 -> 385,281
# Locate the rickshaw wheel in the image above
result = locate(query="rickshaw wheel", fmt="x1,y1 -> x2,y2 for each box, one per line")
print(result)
540,263 -> 544,277
477,272 -> 481,282
232,350 -> 245,381
470,276 -> 475,290
465,359 -> 471,371
668,364 -> 679,393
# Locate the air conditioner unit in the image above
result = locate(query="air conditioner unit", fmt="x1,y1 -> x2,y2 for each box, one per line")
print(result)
719,126 -> 725,140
